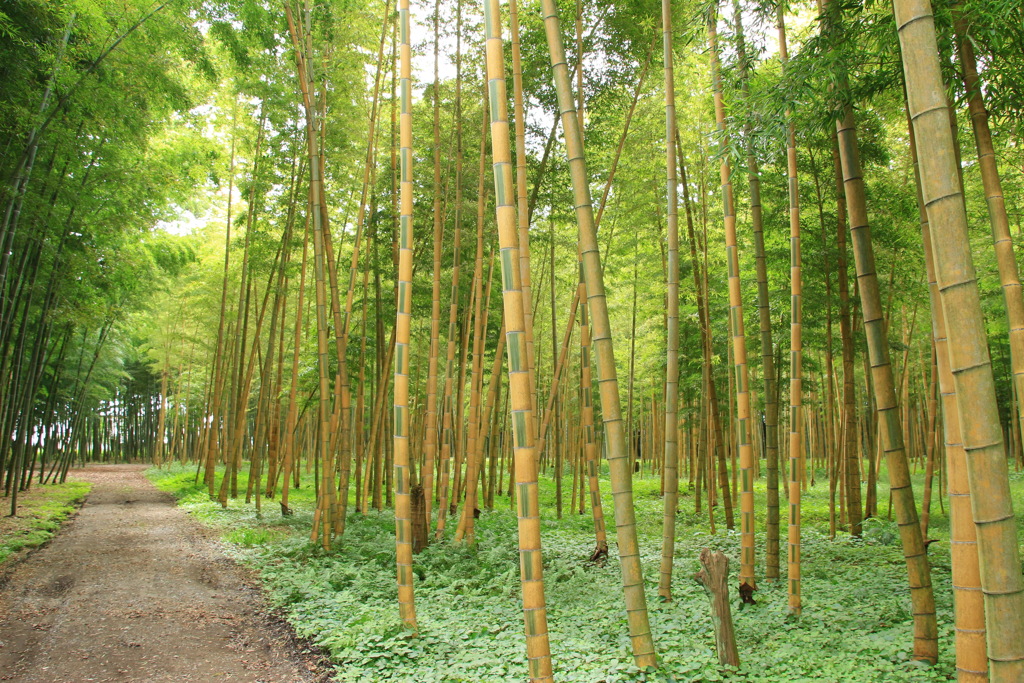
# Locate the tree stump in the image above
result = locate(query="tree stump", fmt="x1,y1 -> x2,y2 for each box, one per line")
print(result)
694,548 -> 740,666
410,485 -> 428,554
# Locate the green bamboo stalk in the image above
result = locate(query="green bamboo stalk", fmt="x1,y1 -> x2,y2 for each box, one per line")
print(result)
658,0 -> 681,602
285,3 -> 335,550
823,0 -> 937,660
578,265 -> 607,559
894,0 -> 1024,675
421,0 -> 443,531
910,106 -> 988,681
434,0 -> 465,540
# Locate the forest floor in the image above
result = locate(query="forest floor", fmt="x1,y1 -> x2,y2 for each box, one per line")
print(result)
145,461 -> 1024,683
0,464 -> 334,683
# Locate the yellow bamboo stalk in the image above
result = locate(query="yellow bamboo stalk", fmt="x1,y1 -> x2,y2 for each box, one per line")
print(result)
508,0 -> 538,442
483,1 -> 553,677
733,0 -> 779,580
956,17 -> 1024,497
708,3 -> 756,592
778,3 -> 801,615
393,0 -> 416,631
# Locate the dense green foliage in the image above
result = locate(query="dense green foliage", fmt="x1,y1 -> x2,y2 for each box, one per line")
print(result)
5,0 -> 1024,678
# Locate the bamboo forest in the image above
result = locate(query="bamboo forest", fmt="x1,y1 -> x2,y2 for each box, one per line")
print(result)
2,0 -> 1024,680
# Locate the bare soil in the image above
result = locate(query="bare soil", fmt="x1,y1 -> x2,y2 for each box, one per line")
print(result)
0,465 -> 334,683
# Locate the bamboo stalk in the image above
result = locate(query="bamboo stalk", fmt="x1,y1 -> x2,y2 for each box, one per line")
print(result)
708,3 -> 756,593
778,3 -> 802,615
434,0 -> 466,538
508,0 -> 538,442
483,1 -> 553,677
822,0 -> 937,659
895,0 -> 1024,673
956,20 -> 1024,467
539,0 -> 657,666
393,0 -> 417,631
733,0 -> 779,580
915,125 -> 987,682
658,0 -> 681,602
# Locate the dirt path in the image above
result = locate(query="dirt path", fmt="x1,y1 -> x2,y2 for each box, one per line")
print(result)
0,465 -> 333,683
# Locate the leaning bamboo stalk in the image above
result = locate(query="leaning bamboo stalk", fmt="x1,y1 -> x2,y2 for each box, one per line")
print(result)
675,133 -> 732,530
451,110 -> 490,514
458,322 -> 506,544
482,1 -> 553,678
578,286 -> 607,559
533,295 -> 579,459
281,211 -> 311,515
286,3 -> 336,549
835,187 -> 858,531
455,249 -> 495,541
919,346 -> 938,537
204,111 -> 237,496
332,0 -> 394,531
361,326 -> 397,512
531,72 -> 641,463
250,195 -> 296,505
548,218 -> 561,514
540,0 -> 657,666
894,0 -> 1024,674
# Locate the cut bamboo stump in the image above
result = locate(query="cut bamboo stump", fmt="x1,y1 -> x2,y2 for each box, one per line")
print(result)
694,548 -> 740,667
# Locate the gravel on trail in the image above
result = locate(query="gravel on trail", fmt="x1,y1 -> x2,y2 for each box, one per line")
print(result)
0,464 -> 334,683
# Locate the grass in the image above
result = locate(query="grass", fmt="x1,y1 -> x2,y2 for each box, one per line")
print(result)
146,459 -> 1024,682
0,478 -> 91,566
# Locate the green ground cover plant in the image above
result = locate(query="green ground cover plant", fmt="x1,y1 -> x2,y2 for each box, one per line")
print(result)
148,462 -> 1024,682
0,479 -> 91,566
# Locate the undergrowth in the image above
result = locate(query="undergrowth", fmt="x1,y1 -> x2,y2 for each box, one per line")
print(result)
146,461 -> 1024,682
0,478 -> 91,566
